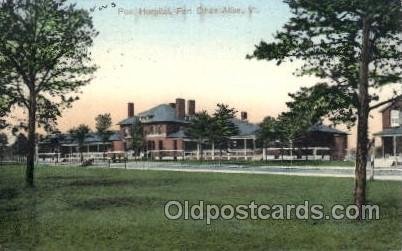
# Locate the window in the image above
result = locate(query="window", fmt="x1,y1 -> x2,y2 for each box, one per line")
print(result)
391,110 -> 400,127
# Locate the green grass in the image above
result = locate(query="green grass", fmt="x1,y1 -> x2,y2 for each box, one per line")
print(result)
0,165 -> 400,250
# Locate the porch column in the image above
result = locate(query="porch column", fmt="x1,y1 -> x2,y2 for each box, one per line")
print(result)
393,136 -> 397,157
253,139 -> 256,160
196,143 -> 200,160
263,147 -> 266,161
244,138 -> 247,160
212,143 -> 215,160
382,137 -> 385,158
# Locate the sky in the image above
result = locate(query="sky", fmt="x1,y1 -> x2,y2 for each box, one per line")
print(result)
16,0 -> 397,147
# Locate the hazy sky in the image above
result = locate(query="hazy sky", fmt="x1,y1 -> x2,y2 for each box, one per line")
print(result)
45,0 -> 394,147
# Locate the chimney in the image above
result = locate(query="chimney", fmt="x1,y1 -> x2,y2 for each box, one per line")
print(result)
187,100 -> 195,116
128,102 -> 134,117
175,98 -> 185,120
241,111 -> 248,121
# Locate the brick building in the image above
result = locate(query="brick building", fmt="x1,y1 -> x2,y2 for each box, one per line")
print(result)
373,98 -> 402,158
38,98 -> 349,161
117,99 -> 193,159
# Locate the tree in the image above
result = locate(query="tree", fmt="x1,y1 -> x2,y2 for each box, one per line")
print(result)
257,116 -> 278,161
12,133 -> 29,156
286,83 -> 357,129
95,113 -> 113,154
213,104 -> 240,161
248,0 -> 401,218
186,111 -> 213,160
69,124 -> 91,163
129,118 -> 144,159
46,130 -> 64,162
0,0 -> 98,186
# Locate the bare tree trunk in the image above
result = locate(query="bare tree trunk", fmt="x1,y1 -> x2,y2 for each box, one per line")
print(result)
26,93 -> 37,187
354,17 -> 371,219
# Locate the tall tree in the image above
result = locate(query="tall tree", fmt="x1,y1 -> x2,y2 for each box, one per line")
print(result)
95,113 -> 113,153
129,118 -> 144,159
186,111 -> 213,160
213,104 -> 240,161
0,0 -> 98,186
248,0 -> 401,218
257,116 -> 278,161
69,124 -> 90,163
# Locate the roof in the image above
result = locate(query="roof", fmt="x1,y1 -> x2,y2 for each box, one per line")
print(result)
117,116 -> 139,126
231,118 -> 260,137
308,124 -> 349,135
165,119 -> 260,139
117,104 -> 189,125
378,96 -> 402,113
373,127 -> 402,136
39,132 -> 122,145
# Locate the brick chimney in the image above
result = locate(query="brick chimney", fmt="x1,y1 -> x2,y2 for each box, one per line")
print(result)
128,102 -> 134,117
175,98 -> 185,120
187,100 -> 195,116
241,111 -> 248,121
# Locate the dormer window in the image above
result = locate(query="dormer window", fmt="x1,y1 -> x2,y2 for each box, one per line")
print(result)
390,110 -> 400,127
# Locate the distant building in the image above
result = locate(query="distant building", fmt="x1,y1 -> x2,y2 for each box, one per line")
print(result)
38,98 -> 349,161
117,99 -> 259,160
373,98 -> 402,158
294,123 -> 349,161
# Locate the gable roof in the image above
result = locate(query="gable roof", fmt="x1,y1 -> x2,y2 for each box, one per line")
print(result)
379,96 -> 402,113
231,118 -> 260,136
39,131 -> 123,145
117,116 -> 139,126
308,124 -> 349,135
118,104 -> 189,125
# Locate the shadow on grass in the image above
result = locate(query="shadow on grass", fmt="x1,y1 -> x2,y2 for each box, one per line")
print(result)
67,178 -> 180,187
0,188 -> 19,200
71,196 -> 167,210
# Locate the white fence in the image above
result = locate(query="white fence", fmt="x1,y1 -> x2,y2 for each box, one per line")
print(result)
36,146 -> 334,163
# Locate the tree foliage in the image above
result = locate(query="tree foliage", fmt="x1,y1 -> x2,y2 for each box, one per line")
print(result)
69,124 -> 90,162
213,104 -> 240,149
0,0 -> 98,186
186,111 -> 213,143
248,0 -> 402,216
248,0 -> 401,115
95,113 -> 113,146
186,111 -> 214,160
129,118 -> 144,157
12,133 -> 29,156
257,116 -> 278,147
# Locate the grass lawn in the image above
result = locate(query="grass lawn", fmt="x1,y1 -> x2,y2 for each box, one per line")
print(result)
0,165 -> 401,250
